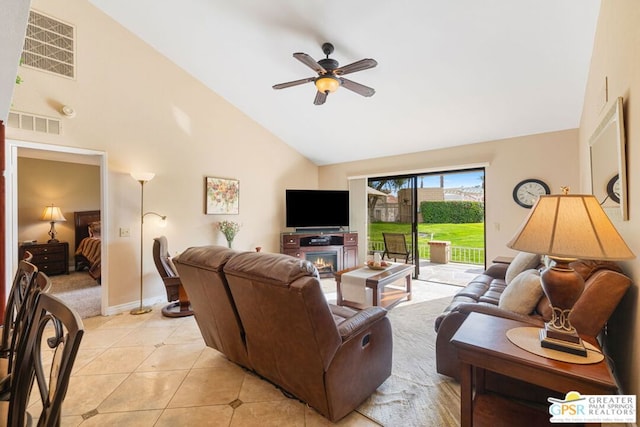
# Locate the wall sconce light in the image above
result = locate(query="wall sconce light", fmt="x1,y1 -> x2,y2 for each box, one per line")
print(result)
40,204 -> 67,243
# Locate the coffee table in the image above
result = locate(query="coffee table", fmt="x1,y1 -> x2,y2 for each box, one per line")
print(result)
451,312 -> 617,427
334,263 -> 413,309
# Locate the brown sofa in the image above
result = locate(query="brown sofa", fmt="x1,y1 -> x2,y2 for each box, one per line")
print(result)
174,246 -> 393,422
434,257 -> 632,380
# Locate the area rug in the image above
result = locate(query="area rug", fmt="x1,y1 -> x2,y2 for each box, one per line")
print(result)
355,297 -> 461,427
49,271 -> 101,319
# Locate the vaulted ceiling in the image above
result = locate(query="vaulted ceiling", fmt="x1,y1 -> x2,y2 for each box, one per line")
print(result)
89,0 -> 600,165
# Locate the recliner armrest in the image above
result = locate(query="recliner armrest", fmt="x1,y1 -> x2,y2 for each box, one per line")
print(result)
483,263 -> 509,280
453,302 -> 544,327
337,307 -> 388,340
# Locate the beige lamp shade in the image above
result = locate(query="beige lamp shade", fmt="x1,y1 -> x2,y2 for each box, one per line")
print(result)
130,172 -> 155,182
507,194 -> 634,260
40,205 -> 67,223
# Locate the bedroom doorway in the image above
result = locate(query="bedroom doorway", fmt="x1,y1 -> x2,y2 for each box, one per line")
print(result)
4,139 -> 108,316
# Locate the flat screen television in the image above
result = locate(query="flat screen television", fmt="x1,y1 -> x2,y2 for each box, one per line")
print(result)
285,189 -> 349,230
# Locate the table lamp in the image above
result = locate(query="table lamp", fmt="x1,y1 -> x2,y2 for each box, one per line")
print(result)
507,188 -> 634,356
40,204 -> 67,243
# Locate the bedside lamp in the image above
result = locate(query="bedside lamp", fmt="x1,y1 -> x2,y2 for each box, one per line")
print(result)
40,204 -> 67,243
507,188 -> 634,356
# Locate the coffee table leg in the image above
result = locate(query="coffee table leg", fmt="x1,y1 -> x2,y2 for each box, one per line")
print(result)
460,361 -> 473,427
336,277 -> 343,305
406,273 -> 412,301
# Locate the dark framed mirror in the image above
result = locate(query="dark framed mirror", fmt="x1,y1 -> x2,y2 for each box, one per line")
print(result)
589,97 -> 628,221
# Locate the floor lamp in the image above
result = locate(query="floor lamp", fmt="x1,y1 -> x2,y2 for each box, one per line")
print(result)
131,172 -> 156,315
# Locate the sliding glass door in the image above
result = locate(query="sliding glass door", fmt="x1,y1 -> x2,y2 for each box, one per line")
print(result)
368,175 -> 418,274
367,168 -> 485,278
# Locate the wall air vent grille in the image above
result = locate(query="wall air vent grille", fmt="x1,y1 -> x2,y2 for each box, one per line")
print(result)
21,10 -> 75,79
7,111 -> 61,135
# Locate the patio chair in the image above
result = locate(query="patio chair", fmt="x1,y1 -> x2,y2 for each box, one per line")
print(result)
382,233 -> 413,263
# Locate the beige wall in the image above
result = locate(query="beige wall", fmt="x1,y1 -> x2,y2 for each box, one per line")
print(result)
8,0 -> 318,310
319,129 -> 580,264
579,0 -> 640,398
17,157 -> 100,258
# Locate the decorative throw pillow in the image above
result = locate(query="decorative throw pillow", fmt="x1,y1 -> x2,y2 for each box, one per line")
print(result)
499,269 -> 544,315
505,251 -> 541,285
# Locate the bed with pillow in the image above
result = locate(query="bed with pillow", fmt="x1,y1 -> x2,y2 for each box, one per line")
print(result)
74,210 -> 101,282
433,252 -> 631,380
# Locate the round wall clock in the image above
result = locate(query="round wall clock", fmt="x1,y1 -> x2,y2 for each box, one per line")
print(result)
606,174 -> 621,204
512,179 -> 551,208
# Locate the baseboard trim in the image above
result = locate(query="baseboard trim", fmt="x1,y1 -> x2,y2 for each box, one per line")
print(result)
104,296 -> 165,316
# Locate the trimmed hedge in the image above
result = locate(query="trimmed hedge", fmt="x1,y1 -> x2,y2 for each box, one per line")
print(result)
420,201 -> 484,223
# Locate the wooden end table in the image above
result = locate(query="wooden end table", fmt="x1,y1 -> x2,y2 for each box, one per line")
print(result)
451,312 -> 617,427
334,263 -> 413,310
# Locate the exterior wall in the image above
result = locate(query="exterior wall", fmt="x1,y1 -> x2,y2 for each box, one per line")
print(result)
578,0 -> 640,397
319,129 -> 579,266
7,0 -> 318,310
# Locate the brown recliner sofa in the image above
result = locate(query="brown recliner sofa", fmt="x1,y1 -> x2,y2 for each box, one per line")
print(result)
172,245 -> 252,369
434,257 -> 632,380
174,246 -> 393,422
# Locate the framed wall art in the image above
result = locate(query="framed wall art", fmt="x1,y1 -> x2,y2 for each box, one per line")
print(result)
205,177 -> 239,214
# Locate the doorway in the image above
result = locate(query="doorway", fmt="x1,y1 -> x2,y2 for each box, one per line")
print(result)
367,168 -> 485,280
4,140 -> 108,315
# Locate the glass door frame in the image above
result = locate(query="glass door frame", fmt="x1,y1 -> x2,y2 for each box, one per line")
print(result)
368,167 -> 486,279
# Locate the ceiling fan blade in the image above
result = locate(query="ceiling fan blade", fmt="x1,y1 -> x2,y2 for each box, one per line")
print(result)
340,78 -> 375,97
314,91 -> 327,105
272,77 -> 316,90
293,52 -> 327,74
334,58 -> 377,76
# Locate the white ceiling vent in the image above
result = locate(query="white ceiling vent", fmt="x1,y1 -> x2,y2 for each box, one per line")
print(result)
21,10 -> 75,79
7,111 -> 61,135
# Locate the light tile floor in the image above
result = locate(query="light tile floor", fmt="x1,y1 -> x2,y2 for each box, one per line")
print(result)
55,279 -> 460,426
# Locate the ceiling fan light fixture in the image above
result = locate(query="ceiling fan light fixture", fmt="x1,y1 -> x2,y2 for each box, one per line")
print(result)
315,75 -> 340,94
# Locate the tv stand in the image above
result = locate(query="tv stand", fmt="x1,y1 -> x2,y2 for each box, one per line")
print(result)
294,227 -> 344,234
281,232 -> 358,278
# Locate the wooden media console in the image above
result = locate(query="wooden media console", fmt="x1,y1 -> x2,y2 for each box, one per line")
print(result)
280,232 -> 358,278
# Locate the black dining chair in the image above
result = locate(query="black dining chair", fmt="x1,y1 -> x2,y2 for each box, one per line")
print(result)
4,291 -> 84,426
0,260 -> 39,385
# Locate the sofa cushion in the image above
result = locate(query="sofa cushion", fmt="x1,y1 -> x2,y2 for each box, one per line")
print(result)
505,252 -> 541,285
499,269 -> 543,315
535,295 -> 553,321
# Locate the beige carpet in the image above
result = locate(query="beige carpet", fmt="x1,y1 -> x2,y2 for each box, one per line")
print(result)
49,271 -> 101,318
356,297 -> 461,427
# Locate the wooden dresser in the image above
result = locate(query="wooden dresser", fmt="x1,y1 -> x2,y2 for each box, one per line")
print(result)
19,242 -> 69,276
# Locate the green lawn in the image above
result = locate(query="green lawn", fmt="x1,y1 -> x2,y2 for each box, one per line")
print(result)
368,222 -> 484,248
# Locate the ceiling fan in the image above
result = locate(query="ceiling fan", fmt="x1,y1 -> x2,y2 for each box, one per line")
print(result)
272,42 -> 378,105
